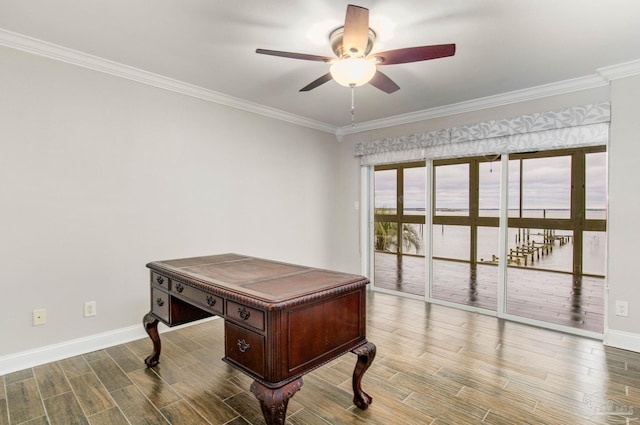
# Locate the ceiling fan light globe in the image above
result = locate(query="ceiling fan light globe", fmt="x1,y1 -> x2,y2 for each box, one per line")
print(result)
330,58 -> 376,87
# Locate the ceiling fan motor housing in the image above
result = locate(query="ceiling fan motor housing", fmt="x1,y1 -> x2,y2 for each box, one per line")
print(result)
330,27 -> 377,58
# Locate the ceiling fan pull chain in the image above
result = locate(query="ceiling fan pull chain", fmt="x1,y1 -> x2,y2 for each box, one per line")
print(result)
351,84 -> 356,126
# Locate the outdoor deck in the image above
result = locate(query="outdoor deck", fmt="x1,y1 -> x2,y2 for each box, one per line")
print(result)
374,252 -> 604,333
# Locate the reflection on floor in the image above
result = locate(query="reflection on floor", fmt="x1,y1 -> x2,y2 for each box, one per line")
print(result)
0,292 -> 635,424
374,252 -> 604,333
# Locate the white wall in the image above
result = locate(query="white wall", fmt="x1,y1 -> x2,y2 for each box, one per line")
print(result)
605,74 -> 640,349
0,45 -> 341,360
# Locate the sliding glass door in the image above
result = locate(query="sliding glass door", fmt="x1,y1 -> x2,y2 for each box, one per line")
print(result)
505,149 -> 606,332
371,146 -> 607,334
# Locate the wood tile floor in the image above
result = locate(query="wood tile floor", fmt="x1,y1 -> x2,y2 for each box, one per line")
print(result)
1,291 -> 636,425
374,253 -> 604,333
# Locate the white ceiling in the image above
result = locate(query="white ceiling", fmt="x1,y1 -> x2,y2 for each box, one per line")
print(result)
1,0 -> 639,134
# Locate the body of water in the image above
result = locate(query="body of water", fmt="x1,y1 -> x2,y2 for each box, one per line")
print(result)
393,209 -> 606,276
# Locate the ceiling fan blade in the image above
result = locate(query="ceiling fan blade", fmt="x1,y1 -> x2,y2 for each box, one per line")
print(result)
300,73 -> 333,92
256,48 -> 333,62
372,44 -> 456,65
369,70 -> 400,94
342,4 -> 369,56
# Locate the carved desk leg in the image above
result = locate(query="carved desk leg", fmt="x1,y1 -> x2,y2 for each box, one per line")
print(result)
250,378 -> 303,425
351,341 -> 376,410
143,312 -> 161,367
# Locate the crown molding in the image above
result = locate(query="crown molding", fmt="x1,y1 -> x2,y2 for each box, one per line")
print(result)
336,73 -> 610,138
0,28 -> 337,135
597,59 -> 640,81
337,59 -> 640,138
2,28 -> 639,140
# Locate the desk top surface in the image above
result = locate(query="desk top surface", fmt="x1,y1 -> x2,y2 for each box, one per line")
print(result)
147,253 -> 369,303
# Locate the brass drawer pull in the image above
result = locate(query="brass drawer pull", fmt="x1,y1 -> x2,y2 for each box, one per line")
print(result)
156,276 -> 164,285
175,283 -> 184,293
206,295 -> 217,307
156,298 -> 165,307
237,339 -> 250,353
238,307 -> 250,321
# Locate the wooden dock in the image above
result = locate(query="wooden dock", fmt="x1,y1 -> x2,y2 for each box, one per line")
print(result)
482,228 -> 572,266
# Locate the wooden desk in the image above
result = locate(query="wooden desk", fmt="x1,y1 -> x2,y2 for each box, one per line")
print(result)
143,253 -> 376,425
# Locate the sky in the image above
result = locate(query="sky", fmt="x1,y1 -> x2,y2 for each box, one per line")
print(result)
374,152 -> 607,212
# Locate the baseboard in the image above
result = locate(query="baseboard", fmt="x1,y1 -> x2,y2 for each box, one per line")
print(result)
603,329 -> 640,353
0,317 -> 218,375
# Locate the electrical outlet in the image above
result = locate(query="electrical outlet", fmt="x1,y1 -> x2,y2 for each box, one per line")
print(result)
33,309 -> 46,326
84,301 -> 96,317
616,301 -> 629,317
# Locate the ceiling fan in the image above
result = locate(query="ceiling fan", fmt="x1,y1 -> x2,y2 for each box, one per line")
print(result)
256,4 -> 456,93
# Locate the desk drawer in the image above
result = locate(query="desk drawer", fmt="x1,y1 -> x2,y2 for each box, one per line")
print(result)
171,281 -> 223,315
151,272 -> 169,290
225,322 -> 265,378
151,288 -> 169,322
226,301 -> 264,331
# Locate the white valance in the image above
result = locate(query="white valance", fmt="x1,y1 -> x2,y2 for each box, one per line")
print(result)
355,102 -> 610,166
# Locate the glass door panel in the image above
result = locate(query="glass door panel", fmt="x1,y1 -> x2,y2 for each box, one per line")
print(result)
431,224 -> 472,306
474,160 -> 501,311
505,150 -> 604,333
397,164 -> 426,296
521,156 -> 571,219
374,163 -> 426,297
479,160 -> 501,217
374,169 -> 397,214
374,168 -> 399,293
432,225 -> 469,261
404,166 -> 425,215
374,222 -> 398,254
508,159 -> 521,217
507,228 -> 573,272
585,152 -> 607,220
435,163 -> 469,216
432,160 -> 473,307
402,223 -> 425,256
473,226 -> 499,310
477,226 -> 499,264
583,231 -> 606,276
